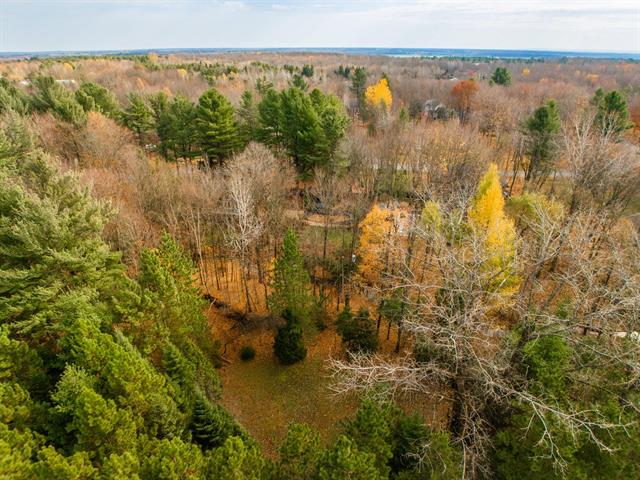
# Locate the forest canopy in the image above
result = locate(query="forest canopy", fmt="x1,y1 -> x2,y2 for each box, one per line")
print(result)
0,51 -> 638,480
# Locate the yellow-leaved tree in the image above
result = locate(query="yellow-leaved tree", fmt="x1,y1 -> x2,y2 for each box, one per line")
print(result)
468,163 -> 519,294
365,78 -> 392,113
421,200 -> 442,230
356,205 -> 394,286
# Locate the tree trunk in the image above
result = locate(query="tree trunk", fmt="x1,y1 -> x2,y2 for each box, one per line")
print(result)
449,376 -> 465,439
394,322 -> 402,353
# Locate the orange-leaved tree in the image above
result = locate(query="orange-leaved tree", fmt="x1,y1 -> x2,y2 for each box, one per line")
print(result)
450,79 -> 479,122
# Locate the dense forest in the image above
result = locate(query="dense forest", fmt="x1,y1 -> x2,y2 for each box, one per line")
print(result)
0,52 -> 639,479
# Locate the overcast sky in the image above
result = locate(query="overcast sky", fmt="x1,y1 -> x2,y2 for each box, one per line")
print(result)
1,0 -> 638,53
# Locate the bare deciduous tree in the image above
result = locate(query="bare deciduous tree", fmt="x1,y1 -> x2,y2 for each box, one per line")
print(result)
332,206 -> 640,479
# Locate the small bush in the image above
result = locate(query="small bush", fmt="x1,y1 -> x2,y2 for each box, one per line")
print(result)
337,307 -> 378,354
311,297 -> 328,331
239,345 -> 256,361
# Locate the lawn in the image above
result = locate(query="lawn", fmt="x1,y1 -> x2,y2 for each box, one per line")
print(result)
217,325 -> 361,456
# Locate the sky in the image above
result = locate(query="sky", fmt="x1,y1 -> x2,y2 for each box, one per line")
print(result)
0,0 -> 638,53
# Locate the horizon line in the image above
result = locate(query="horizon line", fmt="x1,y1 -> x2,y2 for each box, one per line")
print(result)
1,46 -> 639,58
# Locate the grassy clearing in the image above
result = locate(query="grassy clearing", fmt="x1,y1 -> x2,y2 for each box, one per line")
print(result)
212,304 -> 447,456
217,327 -> 360,456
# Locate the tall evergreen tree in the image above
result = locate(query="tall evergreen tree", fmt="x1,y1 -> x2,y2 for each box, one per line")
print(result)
491,67 -> 512,86
310,88 -> 349,160
523,99 -> 561,188
30,76 -> 86,125
268,228 -> 312,323
344,399 -> 393,478
350,67 -> 368,115
258,87 -> 347,175
163,342 -> 196,408
190,392 -> 246,450
279,87 -> 327,174
237,90 -> 260,144
75,82 -> 121,119
256,88 -> 284,150
275,423 -> 321,480
157,94 -> 198,163
591,88 -> 633,139
0,151 -> 120,329
147,91 -> 169,125
0,78 -> 32,115
121,92 -> 154,144
139,437 -> 205,480
205,436 -> 268,480
195,88 -> 242,166
316,435 -> 382,480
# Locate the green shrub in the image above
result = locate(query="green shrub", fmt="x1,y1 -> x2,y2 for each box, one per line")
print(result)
337,307 -> 378,354
239,346 -> 256,361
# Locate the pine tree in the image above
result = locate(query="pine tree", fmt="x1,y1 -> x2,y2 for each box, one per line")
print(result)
257,88 -> 284,149
0,150 -> 120,330
524,100 -> 561,187
0,109 -> 34,161
238,90 -> 259,144
276,423 -> 321,480
31,76 -> 86,125
301,64 -> 315,78
336,307 -> 378,354
389,411 -> 429,473
591,88 -> 633,139
268,228 -> 312,324
309,88 -> 349,160
52,365 -> 137,460
75,82 -> 121,119
121,92 -> 154,144
279,87 -> 327,174
139,437 -> 205,480
316,435 -> 382,480
33,447 -> 97,480
491,67 -> 512,86
205,436 -> 268,480
195,88 -> 241,166
350,67 -> 368,116
147,91 -> 169,125
344,399 -> 393,477
0,78 -> 31,115
291,74 -> 309,91
163,343 -> 196,408
136,233 -> 215,356
258,87 -> 347,175
157,94 -> 197,162
190,392 -> 245,449
273,309 -> 307,365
